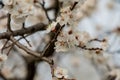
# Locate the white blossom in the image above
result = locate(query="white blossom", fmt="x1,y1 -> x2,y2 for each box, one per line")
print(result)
46,21 -> 57,33
0,54 -> 8,62
55,26 -> 91,52
3,0 -> 35,24
56,0 -> 88,28
54,67 -> 68,78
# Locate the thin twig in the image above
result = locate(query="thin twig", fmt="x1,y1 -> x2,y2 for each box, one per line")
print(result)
89,38 -> 106,42
22,35 -> 32,47
6,43 -> 14,55
40,0 -> 52,23
79,45 -> 103,51
7,13 -> 12,32
10,36 -> 41,58
2,35 -> 29,50
1,40 -> 9,53
70,2 -> 78,11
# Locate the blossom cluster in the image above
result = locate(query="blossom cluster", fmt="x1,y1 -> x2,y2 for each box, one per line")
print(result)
56,0 -> 87,27
2,0 -> 41,24
55,0 -> 96,28
55,26 -> 90,52
46,0 -> 101,53
54,67 -> 68,79
54,26 -> 107,53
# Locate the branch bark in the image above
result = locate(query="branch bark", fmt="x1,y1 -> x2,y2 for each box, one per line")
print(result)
42,23 -> 64,57
0,23 -> 47,39
26,61 -> 36,80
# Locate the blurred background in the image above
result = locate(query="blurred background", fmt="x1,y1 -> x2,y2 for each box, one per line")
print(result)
0,0 -> 120,80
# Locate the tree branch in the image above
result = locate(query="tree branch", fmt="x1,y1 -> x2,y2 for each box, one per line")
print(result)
10,36 -> 41,57
42,23 -> 65,57
0,23 -> 47,39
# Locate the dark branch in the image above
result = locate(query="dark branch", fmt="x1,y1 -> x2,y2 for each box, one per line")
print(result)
26,61 -> 36,80
40,0 -> 52,22
0,23 -> 47,39
7,13 -> 12,32
0,1 -> 4,8
43,23 -> 65,57
70,2 -> 78,11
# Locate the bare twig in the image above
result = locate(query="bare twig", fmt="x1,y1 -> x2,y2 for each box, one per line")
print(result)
7,13 -> 12,32
78,45 -> 103,54
70,2 -> 78,11
40,0 -> 52,22
79,45 -> 103,51
2,13 -> 13,55
10,36 -> 41,57
6,43 -> 14,55
40,0 -> 59,22
1,40 -> 9,53
89,38 -> 106,42
22,35 -> 32,47
2,35 -> 29,50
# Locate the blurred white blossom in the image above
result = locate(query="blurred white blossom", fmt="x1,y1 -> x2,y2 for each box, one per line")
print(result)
0,53 -> 7,62
3,0 -> 35,24
0,53 -> 8,69
54,67 -> 68,78
108,69 -> 120,80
